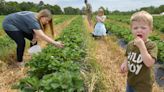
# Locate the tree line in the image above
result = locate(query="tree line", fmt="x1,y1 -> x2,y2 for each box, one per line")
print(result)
0,0 -> 163,15
0,0 -> 83,15
103,5 -> 164,15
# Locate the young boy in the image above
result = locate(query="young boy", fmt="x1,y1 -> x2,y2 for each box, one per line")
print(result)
120,11 -> 158,92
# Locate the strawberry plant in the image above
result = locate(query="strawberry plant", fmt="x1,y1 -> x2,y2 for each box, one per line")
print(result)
53,15 -> 74,24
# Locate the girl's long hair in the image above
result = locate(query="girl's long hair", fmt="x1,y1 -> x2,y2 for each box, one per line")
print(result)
37,9 -> 54,36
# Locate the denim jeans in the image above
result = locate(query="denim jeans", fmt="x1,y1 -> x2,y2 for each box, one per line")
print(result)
5,30 -> 34,62
126,84 -> 135,92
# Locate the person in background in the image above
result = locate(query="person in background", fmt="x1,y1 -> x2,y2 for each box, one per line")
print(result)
84,0 -> 92,27
92,8 -> 107,37
120,11 -> 158,92
2,9 -> 64,66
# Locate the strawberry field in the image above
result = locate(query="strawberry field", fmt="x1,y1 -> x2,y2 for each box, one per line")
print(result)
0,15 -> 163,92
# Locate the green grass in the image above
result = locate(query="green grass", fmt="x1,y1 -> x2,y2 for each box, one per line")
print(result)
0,16 -> 5,30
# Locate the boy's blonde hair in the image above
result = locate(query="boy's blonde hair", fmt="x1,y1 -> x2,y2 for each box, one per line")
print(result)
130,11 -> 153,30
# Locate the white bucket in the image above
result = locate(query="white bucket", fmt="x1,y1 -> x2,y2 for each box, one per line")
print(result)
28,45 -> 42,55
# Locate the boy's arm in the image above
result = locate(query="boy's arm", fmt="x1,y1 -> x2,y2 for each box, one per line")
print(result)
134,37 -> 156,67
139,44 -> 155,67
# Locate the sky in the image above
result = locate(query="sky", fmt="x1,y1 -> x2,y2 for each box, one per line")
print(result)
5,0 -> 164,11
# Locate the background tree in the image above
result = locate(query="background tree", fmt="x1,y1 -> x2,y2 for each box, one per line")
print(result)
0,0 -> 6,15
64,7 -> 81,15
5,1 -> 20,14
52,5 -> 63,14
19,2 -> 36,11
0,0 -> 163,15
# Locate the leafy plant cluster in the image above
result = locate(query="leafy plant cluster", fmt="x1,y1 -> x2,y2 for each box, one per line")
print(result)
0,35 -> 15,58
105,23 -> 133,43
107,15 -> 164,33
0,16 -> 5,30
153,16 -> 164,32
53,15 -> 74,25
107,15 -> 130,24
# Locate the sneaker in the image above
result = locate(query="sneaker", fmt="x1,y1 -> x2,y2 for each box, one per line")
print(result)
16,61 -> 24,67
15,61 -> 25,72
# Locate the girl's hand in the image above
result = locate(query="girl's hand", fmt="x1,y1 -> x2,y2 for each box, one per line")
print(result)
96,18 -> 101,22
96,16 -> 102,22
31,38 -> 37,45
31,34 -> 38,45
53,41 -> 64,48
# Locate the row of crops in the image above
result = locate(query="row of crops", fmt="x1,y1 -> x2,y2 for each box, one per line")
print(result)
0,16 -> 6,36
16,16 -> 90,92
107,15 -> 130,25
0,35 -> 15,60
153,16 -> 164,32
105,20 -> 164,63
0,16 -> 5,30
53,15 -> 74,25
107,15 -> 164,32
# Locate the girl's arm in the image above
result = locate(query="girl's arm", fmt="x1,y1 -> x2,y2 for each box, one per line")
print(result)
33,29 -> 64,48
96,16 -> 101,22
31,33 -> 37,44
98,16 -> 106,22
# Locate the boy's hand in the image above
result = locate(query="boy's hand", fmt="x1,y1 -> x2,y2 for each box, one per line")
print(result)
134,37 -> 145,49
120,62 -> 128,73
